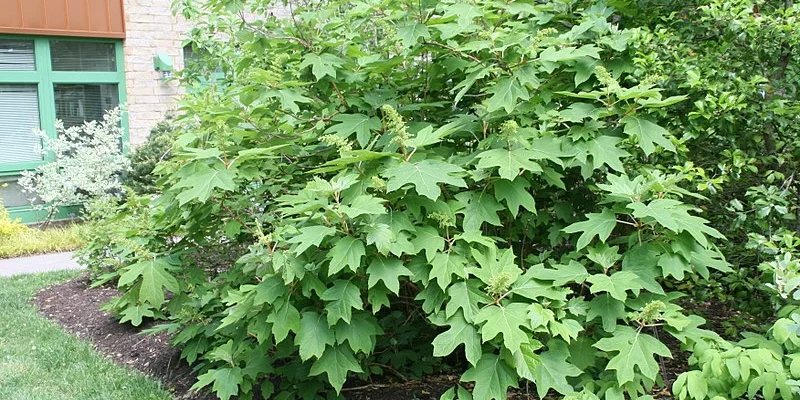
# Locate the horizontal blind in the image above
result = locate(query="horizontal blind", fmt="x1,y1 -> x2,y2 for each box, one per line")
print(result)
50,41 -> 116,72
0,85 -> 43,164
54,84 -> 119,129
0,40 -> 35,71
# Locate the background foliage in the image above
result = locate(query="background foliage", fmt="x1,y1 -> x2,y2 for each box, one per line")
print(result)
80,0 -> 800,399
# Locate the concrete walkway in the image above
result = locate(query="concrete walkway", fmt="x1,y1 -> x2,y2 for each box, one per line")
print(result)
0,252 -> 83,277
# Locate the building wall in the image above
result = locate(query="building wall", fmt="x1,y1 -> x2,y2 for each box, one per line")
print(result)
122,1 -> 291,145
122,0 -> 190,145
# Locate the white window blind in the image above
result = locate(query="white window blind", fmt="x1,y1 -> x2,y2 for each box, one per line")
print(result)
0,40 -> 35,71
0,85 -> 42,164
50,41 -> 116,72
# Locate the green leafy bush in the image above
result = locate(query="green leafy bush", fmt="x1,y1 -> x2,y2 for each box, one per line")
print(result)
123,118 -> 175,194
82,1 -> 800,399
622,0 -> 800,317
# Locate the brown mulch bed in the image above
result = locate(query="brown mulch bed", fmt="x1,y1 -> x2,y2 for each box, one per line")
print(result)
34,275 -> 211,400
33,275 -> 699,400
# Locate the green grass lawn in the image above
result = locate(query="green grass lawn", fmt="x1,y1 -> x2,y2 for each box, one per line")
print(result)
0,270 -> 172,400
0,223 -> 88,259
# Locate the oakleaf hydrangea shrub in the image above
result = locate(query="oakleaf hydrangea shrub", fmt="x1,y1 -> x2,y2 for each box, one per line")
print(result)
19,107 -> 129,217
83,1 -> 800,399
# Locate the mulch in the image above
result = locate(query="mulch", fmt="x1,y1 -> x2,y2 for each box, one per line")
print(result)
33,275 -> 696,400
34,275 -> 211,400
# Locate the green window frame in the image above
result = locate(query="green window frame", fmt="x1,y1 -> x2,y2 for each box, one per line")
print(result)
0,35 -> 128,223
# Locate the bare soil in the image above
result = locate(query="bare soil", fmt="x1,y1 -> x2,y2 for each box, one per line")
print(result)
33,275 -> 695,400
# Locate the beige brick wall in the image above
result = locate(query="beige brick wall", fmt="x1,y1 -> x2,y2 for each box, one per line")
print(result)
122,0 -> 190,145
122,1 -> 290,146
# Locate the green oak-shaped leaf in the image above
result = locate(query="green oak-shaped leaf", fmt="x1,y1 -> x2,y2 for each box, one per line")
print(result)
456,191 -> 504,232
309,344 -> 364,393
430,251 -> 468,290
365,223 -> 394,255
593,326 -> 672,385
119,304 -> 155,326
586,243 -> 622,270
253,276 -> 288,305
411,226 -> 445,263
265,88 -> 312,113
298,52 -> 345,81
265,298 -> 300,343
486,76 -> 530,113
657,252 -> 692,280
443,2 -> 482,27
288,225 -> 336,255
494,178 -> 536,217
586,271 -> 644,301
366,257 -> 412,294
323,113 -> 381,148
476,148 -> 543,181
335,311 -> 382,354
461,353 -> 519,400
432,311 -> 483,366
397,23 -> 431,47
627,199 -> 682,232
175,167 -> 236,205
511,270 -> 570,301
512,340 -> 545,381
296,311 -> 335,361
532,344 -> 582,398
367,282 -> 392,314
578,135 -> 630,172
118,257 -> 179,306
321,280 -> 364,325
383,159 -> 467,200
468,246 -> 521,286
621,244 -> 665,295
446,280 -> 492,323
530,135 -> 571,166
339,195 -> 386,219
328,236 -> 366,275
563,208 -> 617,250
621,116 -> 675,156
529,260 -> 589,286
586,294 -> 626,333
192,367 -> 243,400
628,199 -> 724,248
475,302 -> 530,354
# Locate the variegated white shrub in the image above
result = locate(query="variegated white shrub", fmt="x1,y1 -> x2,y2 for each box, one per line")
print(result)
19,107 -> 130,218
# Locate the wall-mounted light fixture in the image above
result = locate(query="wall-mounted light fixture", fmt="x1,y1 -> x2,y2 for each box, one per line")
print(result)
153,52 -> 174,80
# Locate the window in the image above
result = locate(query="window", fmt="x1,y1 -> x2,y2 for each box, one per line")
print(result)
0,36 -> 126,222
182,43 -> 225,85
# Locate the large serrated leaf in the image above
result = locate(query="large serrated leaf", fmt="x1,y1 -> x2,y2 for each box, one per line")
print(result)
383,159 -> 467,200
475,303 -> 530,354
594,326 -> 672,385
563,208 -> 617,250
432,311 -> 483,366
309,344 -> 364,393
461,353 -> 519,400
